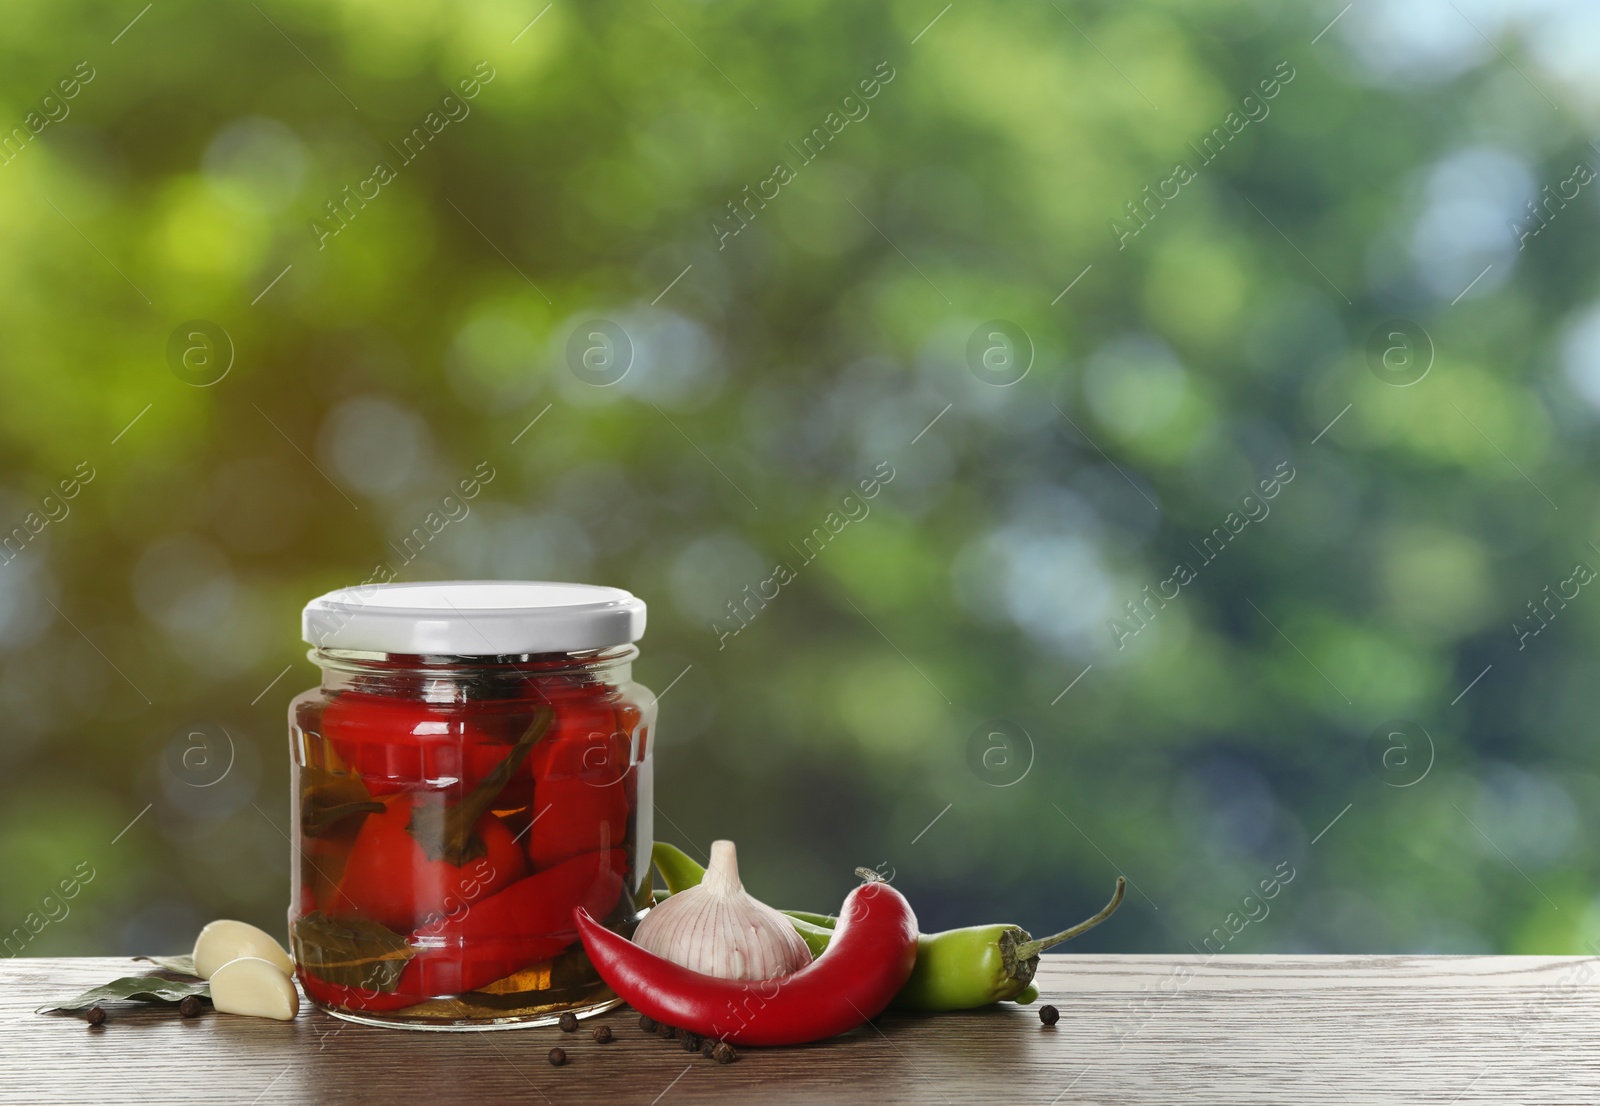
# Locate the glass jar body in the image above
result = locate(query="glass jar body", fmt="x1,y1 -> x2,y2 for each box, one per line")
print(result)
287,646 -> 653,1030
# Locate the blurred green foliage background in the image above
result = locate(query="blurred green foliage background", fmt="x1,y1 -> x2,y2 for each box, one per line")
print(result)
3,0 -> 1599,962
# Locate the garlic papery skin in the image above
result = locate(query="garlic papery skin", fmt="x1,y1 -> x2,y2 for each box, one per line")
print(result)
634,840 -> 813,980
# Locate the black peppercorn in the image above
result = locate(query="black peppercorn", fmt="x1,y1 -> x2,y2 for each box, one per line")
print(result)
592,1024 -> 612,1043
547,1047 -> 567,1067
680,1031 -> 701,1052
712,1042 -> 737,1064
1039,1004 -> 1060,1026
655,1022 -> 675,1038
85,1006 -> 105,1027
179,996 -> 203,1018
558,1012 -> 578,1033
701,1039 -> 716,1058
639,1014 -> 658,1034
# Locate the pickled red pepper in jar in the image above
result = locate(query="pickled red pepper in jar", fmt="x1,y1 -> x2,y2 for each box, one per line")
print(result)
287,582 -> 655,1029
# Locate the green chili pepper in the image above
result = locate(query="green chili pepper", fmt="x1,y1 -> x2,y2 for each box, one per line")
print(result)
782,877 -> 1124,1009
890,876 -> 1123,1010
650,842 -> 1125,1011
787,915 -> 834,959
651,841 -> 706,896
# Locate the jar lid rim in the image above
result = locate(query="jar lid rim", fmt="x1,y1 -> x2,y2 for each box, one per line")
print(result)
301,580 -> 646,655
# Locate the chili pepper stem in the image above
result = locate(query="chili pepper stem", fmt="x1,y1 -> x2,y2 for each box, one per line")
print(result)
1014,877 -> 1125,961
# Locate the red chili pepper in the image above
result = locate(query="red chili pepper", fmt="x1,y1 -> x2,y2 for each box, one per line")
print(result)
325,710 -> 557,931
528,778 -> 631,869
526,719 -> 633,869
575,872 -> 918,1046
400,845 -> 628,996
322,691 -> 541,802
326,793 -> 527,932
297,973 -> 421,1014
324,673 -> 631,808
301,847 -> 629,1011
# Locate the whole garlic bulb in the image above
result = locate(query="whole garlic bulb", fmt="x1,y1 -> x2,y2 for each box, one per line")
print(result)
634,840 -> 812,980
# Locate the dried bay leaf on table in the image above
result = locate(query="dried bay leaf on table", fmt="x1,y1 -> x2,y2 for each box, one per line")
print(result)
134,954 -> 199,976
292,910 -> 414,991
37,975 -> 210,1014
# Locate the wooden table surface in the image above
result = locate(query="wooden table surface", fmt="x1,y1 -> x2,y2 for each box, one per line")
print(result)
5,955 -> 1599,1104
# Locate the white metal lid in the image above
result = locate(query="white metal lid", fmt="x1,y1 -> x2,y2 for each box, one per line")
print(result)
302,581 -> 647,655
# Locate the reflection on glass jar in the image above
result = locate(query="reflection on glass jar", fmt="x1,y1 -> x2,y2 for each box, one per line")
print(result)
287,582 -> 654,1030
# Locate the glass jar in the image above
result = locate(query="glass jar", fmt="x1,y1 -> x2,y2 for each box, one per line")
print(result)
286,581 -> 654,1030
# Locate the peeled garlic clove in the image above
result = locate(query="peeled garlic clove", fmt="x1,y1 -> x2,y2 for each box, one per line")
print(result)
634,839 -> 812,981
209,957 -> 300,1021
193,920 -> 294,980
